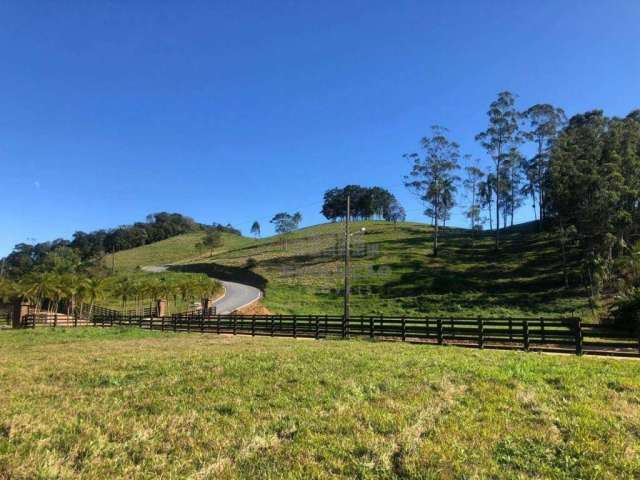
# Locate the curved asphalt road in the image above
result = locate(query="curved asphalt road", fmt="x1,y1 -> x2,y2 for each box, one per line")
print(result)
214,280 -> 262,314
141,265 -> 262,314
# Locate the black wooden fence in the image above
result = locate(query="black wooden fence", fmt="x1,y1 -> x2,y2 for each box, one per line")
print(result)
56,313 -> 640,357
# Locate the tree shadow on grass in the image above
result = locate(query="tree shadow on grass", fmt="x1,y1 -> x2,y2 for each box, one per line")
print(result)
169,263 -> 268,292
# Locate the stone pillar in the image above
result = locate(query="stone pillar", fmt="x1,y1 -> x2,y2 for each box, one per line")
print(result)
156,299 -> 167,317
12,300 -> 32,328
202,297 -> 210,315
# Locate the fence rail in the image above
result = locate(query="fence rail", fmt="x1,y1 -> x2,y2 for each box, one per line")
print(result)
31,313 -> 634,357
21,312 -> 92,328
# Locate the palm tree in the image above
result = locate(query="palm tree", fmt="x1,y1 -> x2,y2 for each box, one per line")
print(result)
83,277 -> 104,318
111,276 -> 134,312
0,278 -> 17,303
24,272 -> 61,313
58,273 -> 82,316
143,277 -> 162,315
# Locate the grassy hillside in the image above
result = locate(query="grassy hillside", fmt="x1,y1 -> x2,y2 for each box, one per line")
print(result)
104,231 -> 255,271
1,328 -> 638,478
108,221 -> 590,318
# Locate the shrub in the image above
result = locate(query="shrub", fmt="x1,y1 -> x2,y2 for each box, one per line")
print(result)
244,258 -> 258,270
611,287 -> 640,333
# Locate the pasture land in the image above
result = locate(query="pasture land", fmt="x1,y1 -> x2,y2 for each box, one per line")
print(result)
1,328 -> 639,479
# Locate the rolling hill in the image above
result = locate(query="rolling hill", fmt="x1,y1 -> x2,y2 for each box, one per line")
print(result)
106,221 -> 590,318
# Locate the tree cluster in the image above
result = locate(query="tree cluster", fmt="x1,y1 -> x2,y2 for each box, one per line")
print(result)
404,92 -> 568,254
548,109 -> 640,298
1,213 -> 242,279
0,271 -> 220,317
321,185 -> 402,222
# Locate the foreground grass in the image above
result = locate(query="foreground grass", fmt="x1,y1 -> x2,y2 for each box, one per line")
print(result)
1,328 -> 639,479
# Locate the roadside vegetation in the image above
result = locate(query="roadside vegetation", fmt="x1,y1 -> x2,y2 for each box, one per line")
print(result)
0,271 -> 221,317
1,328 -> 638,479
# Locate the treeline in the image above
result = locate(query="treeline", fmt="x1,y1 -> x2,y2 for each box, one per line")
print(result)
549,110 -> 640,301
72,212 -> 200,259
2,213 -> 240,279
0,271 -> 221,317
322,185 -> 405,222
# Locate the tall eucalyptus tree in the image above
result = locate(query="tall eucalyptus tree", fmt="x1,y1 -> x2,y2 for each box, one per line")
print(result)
404,126 -> 461,257
476,91 -> 521,249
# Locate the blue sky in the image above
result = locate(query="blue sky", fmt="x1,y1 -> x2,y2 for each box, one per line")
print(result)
1,0 -> 639,255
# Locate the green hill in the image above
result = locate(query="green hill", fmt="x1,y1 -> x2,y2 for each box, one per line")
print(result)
108,221 -> 590,318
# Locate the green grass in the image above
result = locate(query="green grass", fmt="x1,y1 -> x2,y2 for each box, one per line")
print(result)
104,232 -> 257,272
1,328 -> 638,478
106,221 -> 591,317
176,221 -> 590,318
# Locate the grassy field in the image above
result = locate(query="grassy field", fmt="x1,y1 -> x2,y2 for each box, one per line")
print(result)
106,221 -> 590,318
1,328 -> 638,479
105,231 -> 256,272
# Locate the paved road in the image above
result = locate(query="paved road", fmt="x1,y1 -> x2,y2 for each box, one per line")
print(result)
214,280 -> 262,314
141,265 -> 262,314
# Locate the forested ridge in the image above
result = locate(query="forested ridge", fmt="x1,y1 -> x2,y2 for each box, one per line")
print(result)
1,212 -> 240,279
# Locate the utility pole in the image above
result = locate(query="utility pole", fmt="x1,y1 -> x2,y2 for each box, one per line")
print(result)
343,194 -> 350,329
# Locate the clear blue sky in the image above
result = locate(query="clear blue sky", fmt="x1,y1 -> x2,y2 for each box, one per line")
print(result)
1,0 -> 639,255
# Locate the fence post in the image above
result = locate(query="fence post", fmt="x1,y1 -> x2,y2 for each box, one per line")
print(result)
161,315 -> 165,332
509,318 -> 513,341
293,315 -> 297,338
342,314 -> 346,339
437,318 -> 443,345
401,317 -> 406,342
478,318 -> 484,349
271,315 -> 275,336
251,315 -> 256,336
201,314 -> 204,333
369,316 -> 374,339
233,315 -> 237,335
53,313 -> 57,328
173,315 -> 177,332
540,317 -> 546,343
315,315 -> 320,339
575,318 -> 583,356
74,311 -> 78,327
524,319 -> 530,351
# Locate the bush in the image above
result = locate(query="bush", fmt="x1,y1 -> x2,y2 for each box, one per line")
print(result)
244,258 -> 258,270
611,287 -> 640,333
